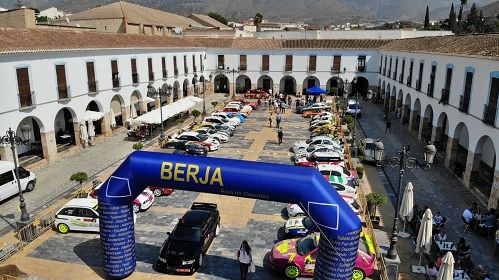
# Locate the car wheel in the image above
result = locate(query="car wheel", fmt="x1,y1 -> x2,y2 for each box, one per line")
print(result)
57,223 -> 70,234
296,212 -> 306,217
284,264 -> 300,279
26,181 -> 35,192
352,268 -> 366,280
215,223 -> 220,236
132,204 -> 140,213
153,188 -> 162,197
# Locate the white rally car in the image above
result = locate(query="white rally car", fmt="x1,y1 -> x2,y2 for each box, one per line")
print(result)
88,182 -> 155,213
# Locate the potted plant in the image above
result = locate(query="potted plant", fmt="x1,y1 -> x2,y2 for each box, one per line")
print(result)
356,165 -> 364,179
191,109 -> 201,121
70,172 -> 88,188
366,192 -> 388,228
211,101 -> 218,111
132,142 -> 144,151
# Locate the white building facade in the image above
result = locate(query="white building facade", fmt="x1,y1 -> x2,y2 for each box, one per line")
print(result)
0,29 -> 497,207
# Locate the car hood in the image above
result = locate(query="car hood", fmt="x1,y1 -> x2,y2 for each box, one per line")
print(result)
293,140 -> 308,148
272,239 -> 298,260
165,239 -> 200,259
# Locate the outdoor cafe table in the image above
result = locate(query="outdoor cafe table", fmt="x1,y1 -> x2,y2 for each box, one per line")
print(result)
453,269 -> 471,280
436,241 -> 457,252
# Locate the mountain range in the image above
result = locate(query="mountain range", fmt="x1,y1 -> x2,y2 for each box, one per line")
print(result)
0,0 -> 496,24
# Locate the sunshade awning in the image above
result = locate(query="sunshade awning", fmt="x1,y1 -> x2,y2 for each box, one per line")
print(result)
307,85 -> 327,95
84,110 -> 105,121
134,96 -> 203,125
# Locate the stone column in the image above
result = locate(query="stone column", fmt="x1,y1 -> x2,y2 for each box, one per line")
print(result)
389,96 -> 396,112
418,117 -> 429,141
251,83 -> 257,91
40,131 -> 58,162
408,110 -> 415,131
73,122 -> 81,147
444,137 -> 459,168
138,101 -> 147,115
487,169 -> 499,209
0,144 -> 15,162
273,84 -> 279,96
122,107 -> 131,122
401,105 -> 409,124
463,150 -> 482,188
430,126 -> 441,143
101,114 -> 112,137
169,94 -> 174,104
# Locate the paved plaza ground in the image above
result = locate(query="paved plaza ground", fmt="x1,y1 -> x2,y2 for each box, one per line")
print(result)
1,94 -> 498,280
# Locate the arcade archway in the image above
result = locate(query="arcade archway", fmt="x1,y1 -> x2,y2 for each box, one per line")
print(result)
279,75 -> 296,95
420,105 -> 433,142
54,107 -> 77,152
354,77 -> 369,99
385,83 -> 391,109
435,112 -> 449,152
401,93 -> 411,125
130,90 -> 143,117
303,76 -> 320,95
214,74 -> 229,93
410,98 -> 421,133
183,79 -> 189,97
389,86 -> 396,112
236,75 -> 251,93
326,77 -> 344,96
173,81 -> 180,102
86,100 -> 103,136
257,75 -> 273,93
110,95 -> 125,128
469,136 -> 496,201
14,116 -> 44,162
448,122 -> 469,178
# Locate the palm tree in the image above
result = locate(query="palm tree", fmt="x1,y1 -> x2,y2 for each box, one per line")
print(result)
254,13 -> 263,32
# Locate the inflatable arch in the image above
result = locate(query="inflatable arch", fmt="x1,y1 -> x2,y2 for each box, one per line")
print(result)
97,151 -> 361,279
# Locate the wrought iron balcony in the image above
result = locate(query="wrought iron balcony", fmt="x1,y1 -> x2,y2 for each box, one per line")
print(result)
88,80 -> 98,93
459,95 -> 470,113
18,90 -> 36,109
149,72 -> 155,82
482,104 -> 497,126
440,88 -> 449,105
57,85 -> 71,100
132,73 -> 139,84
239,64 -> 247,71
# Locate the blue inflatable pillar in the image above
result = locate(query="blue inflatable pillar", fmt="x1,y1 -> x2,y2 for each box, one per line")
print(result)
98,151 -> 361,279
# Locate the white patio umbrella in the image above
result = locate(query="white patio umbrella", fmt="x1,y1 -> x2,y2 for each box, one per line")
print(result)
436,252 -> 454,280
110,110 -> 116,128
79,122 -> 88,147
398,182 -> 414,238
87,119 -> 96,139
412,208 -> 433,273
130,104 -> 138,118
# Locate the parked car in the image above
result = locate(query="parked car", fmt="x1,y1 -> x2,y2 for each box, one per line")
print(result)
211,112 -> 241,126
0,161 -> 36,201
316,164 -> 357,184
309,121 -> 334,132
294,150 -> 344,167
292,136 -> 341,154
176,132 -> 220,151
155,202 -> 220,274
346,100 -> 362,118
302,109 -> 325,118
88,183 -> 154,213
297,103 -> 331,114
195,127 -> 229,143
359,138 -> 384,163
199,122 -> 235,136
294,146 -> 342,161
148,186 -> 174,197
203,117 -> 236,130
269,232 -> 375,279
311,112 -> 333,121
284,216 -> 318,238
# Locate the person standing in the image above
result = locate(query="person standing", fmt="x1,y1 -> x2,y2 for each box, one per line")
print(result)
276,112 -> 282,128
237,240 -> 252,280
278,127 -> 283,145
385,118 -> 392,134
268,113 -> 273,128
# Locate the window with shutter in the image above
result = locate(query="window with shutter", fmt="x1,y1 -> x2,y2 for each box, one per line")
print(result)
16,68 -> 32,108
111,60 -> 119,88
333,56 -> 341,72
285,55 -> 293,71
56,64 -> 68,99
131,59 -> 138,84
357,56 -> 366,72
162,57 -> 167,78
309,55 -> 317,72
192,54 -> 196,72
218,55 -> 224,70
148,58 -> 154,81
184,55 -> 188,74
86,62 -> 97,92
239,55 -> 247,70
173,56 -> 178,76
262,55 -> 269,71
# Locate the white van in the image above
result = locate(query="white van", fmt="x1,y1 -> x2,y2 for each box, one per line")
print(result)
0,161 -> 37,201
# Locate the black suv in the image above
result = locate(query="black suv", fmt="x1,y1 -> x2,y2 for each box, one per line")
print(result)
155,202 -> 220,274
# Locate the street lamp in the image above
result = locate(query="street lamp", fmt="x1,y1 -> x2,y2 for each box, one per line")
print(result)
351,77 -> 359,157
201,76 -> 207,116
147,82 -> 172,140
376,143 -> 437,260
0,126 -> 32,225
225,67 -> 239,98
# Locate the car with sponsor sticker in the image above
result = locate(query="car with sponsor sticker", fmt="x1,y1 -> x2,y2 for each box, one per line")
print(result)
269,232 -> 375,279
54,198 -> 137,234
294,150 -> 344,167
148,186 -> 174,197
316,164 -> 358,185
284,216 -> 318,238
155,202 -> 220,274
194,127 -> 229,143
176,132 -> 220,151
292,136 -> 341,154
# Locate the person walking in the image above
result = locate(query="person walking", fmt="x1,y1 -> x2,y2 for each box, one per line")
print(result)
385,118 -> 392,134
268,113 -> 273,128
237,240 -> 253,280
276,112 -> 282,128
278,127 -> 283,145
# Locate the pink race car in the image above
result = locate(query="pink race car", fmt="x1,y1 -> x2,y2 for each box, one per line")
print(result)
269,233 -> 375,280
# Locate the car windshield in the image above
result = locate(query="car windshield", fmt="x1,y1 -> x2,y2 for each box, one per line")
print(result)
186,143 -> 201,150
348,104 -> 359,110
331,183 -> 345,191
365,143 -> 376,150
197,134 -> 208,141
296,235 -> 317,256
172,225 -> 202,242
350,200 -> 361,211
208,129 -> 217,134
305,139 -> 312,144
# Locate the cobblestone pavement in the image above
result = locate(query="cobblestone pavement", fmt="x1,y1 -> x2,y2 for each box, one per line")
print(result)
357,100 -> 499,279
0,93 -> 227,234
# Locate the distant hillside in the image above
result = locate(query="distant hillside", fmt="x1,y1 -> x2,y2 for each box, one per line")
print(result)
0,0 -> 494,24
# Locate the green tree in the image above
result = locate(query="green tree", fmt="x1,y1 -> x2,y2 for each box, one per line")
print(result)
70,172 -> 88,187
132,142 -> 144,150
191,109 -> 201,120
424,6 -> 430,30
208,12 -> 228,25
448,3 -> 457,31
465,3 -> 479,32
253,12 -> 263,32
211,101 -> 218,111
